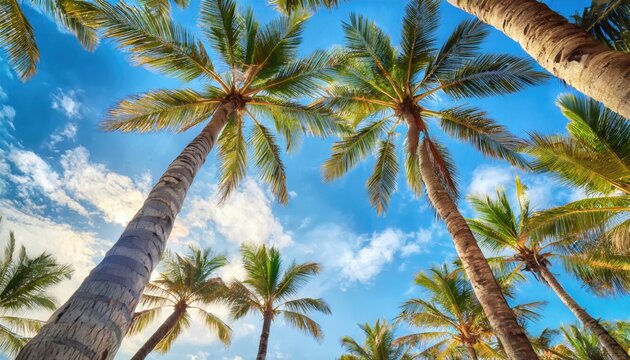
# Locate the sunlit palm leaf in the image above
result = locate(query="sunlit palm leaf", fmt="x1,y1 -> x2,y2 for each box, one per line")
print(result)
249,118 -> 289,204
217,114 -> 247,203
0,0 -> 39,80
573,0 -> 630,52
367,136 -> 399,214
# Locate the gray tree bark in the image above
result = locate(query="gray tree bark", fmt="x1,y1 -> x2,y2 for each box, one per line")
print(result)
537,265 -> 629,360
256,311 -> 273,360
447,0 -> 630,119
418,142 -> 538,360
16,102 -> 236,360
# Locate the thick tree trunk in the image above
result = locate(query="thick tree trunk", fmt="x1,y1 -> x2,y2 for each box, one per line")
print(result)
447,0 -> 630,119
16,103 -> 235,360
130,302 -> 187,360
256,312 -> 273,360
537,265 -> 629,360
418,144 -> 537,360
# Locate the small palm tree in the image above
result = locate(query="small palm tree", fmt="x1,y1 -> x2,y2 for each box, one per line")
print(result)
467,177 -> 630,360
0,0 -> 97,80
395,264 -> 543,360
552,324 -> 611,360
270,0 -> 343,13
527,93 -> 630,252
572,1 -> 630,53
0,218 -> 73,356
320,0 -> 547,357
227,244 -> 331,360
339,319 -> 414,360
127,246 -> 231,360
20,1 -> 341,357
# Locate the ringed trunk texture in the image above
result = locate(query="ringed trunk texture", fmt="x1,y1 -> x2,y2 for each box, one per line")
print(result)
447,0 -> 630,119
256,312 -> 273,360
537,266 -> 630,360
418,144 -> 537,360
17,103 -> 235,360
130,302 -> 187,360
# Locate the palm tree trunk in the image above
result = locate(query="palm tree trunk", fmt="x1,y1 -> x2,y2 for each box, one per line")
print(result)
130,302 -> 187,360
466,343 -> 479,360
447,0 -> 630,119
256,311 -> 273,360
418,143 -> 538,360
537,265 -> 629,360
16,102 -> 236,360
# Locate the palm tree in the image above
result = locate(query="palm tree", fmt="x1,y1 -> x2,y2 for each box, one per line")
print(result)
552,324 -> 611,360
395,264 -> 543,360
339,319 -> 414,360
0,218 -> 73,356
227,244 -> 331,360
127,246 -> 231,360
446,0 -> 630,120
0,0 -> 97,80
320,1 -> 547,357
270,0 -> 343,13
18,1 -> 341,358
467,177 -> 630,360
572,0 -> 630,53
527,93 -> 630,252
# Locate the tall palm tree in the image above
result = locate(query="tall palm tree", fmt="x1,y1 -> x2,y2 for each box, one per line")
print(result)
339,319 -> 414,360
227,244 -> 331,360
0,219 -> 73,356
18,1 -> 341,358
395,264 -> 543,360
320,0 -> 547,357
467,177 -> 630,360
527,93 -> 630,252
127,246 -> 231,360
572,0 -> 630,53
446,0 -> 630,120
0,0 -> 97,80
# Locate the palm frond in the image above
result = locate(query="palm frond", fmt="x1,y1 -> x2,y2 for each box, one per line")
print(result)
0,0 -> 39,80
154,311 -> 191,353
367,136 -> 399,215
128,307 -> 164,335
196,307 -> 232,345
248,115 -> 289,204
282,310 -> 324,340
199,0 -> 243,69
217,114 -> 247,203
275,262 -> 321,300
573,0 -> 630,52
282,297 -> 331,315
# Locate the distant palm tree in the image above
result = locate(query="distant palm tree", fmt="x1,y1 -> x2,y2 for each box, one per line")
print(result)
127,246 -> 231,360
320,0 -> 547,357
395,264 -> 543,360
19,1 -> 341,357
552,324 -> 611,360
467,177 -> 630,360
227,244 -> 331,360
0,0 -> 97,80
572,0 -> 630,53
0,218 -> 73,356
527,93 -> 630,252
339,319 -> 414,360
270,0 -> 343,13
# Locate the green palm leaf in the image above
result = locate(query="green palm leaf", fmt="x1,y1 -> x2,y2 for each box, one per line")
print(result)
217,114 -> 247,203
0,0 -> 39,81
367,136 -> 399,215
249,117 -> 289,204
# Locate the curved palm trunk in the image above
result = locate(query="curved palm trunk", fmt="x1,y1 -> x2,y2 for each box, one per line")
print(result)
256,311 -> 273,360
537,265 -> 629,360
447,0 -> 630,119
418,144 -> 537,360
466,344 -> 479,360
130,302 -> 187,360
17,103 -> 236,360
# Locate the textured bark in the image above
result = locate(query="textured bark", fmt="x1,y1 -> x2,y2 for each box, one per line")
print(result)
537,266 -> 629,360
418,144 -> 538,360
16,103 -> 236,360
447,0 -> 630,119
256,312 -> 273,360
130,302 -> 187,360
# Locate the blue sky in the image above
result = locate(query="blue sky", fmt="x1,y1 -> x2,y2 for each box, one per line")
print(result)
0,0 -> 628,359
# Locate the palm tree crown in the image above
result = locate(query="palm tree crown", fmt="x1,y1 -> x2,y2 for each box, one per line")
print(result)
0,0 -> 97,80
527,93 -> 630,252
339,319 -> 414,360
320,0 -> 548,214
395,264 -> 542,360
227,244 -> 331,359
128,246 -> 231,357
572,0 -> 630,53
0,219 -> 73,356
71,0 -> 342,203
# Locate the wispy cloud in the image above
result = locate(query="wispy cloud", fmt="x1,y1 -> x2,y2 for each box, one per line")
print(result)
51,89 -> 82,119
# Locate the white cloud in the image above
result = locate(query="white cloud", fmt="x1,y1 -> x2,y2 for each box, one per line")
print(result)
181,179 -> 292,248
302,224 -> 432,287
51,89 -> 82,118
0,105 -> 16,126
60,147 -> 151,225
467,165 -> 513,196
49,122 -> 78,147
8,147 -> 90,216
0,86 -> 7,100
